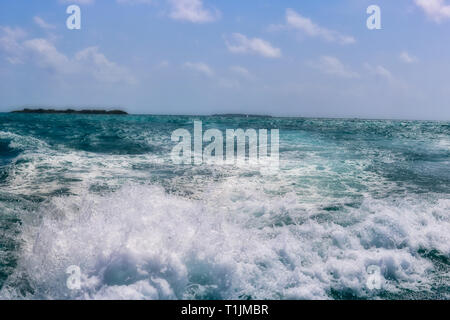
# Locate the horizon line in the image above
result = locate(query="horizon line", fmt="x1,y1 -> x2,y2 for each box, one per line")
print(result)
1,108 -> 448,122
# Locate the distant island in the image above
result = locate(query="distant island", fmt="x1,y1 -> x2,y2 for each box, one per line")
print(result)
12,108 -> 128,115
212,114 -> 272,118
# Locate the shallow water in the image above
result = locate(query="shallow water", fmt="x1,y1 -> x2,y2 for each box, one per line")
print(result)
0,113 -> 448,299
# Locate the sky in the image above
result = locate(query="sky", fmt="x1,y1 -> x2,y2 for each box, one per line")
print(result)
0,0 -> 449,120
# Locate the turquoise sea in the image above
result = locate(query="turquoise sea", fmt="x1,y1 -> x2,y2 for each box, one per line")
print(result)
0,113 -> 449,299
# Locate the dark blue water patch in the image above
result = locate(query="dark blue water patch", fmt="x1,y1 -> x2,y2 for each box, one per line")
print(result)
0,224 -> 20,290
0,204 -> 22,290
74,135 -> 161,155
328,288 -> 366,300
367,160 -> 450,194
0,169 -> 8,184
329,287 -> 445,300
0,114 -> 177,155
0,140 -> 21,184
0,140 -> 20,166
418,248 -> 450,273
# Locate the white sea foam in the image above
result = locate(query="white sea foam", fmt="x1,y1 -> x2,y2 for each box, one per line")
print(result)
1,182 -> 448,300
0,131 -> 50,152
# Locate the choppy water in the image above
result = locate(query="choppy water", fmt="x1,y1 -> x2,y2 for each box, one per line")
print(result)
0,113 -> 448,300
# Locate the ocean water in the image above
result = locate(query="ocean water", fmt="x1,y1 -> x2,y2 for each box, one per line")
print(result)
0,113 -> 448,300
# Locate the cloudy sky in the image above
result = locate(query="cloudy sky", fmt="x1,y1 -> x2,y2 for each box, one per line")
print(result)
0,0 -> 449,120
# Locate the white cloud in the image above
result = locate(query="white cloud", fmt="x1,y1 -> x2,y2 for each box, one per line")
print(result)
230,66 -> 254,80
415,0 -> 450,22
364,63 -> 394,82
23,38 -> 70,73
60,0 -> 218,23
168,0 -> 220,23
75,47 -> 137,84
311,56 -> 359,78
184,61 -> 214,76
0,26 -> 27,64
225,33 -> 281,58
272,9 -> 355,45
0,27 -> 135,84
33,16 -> 56,30
399,51 -> 418,64
156,60 -> 170,68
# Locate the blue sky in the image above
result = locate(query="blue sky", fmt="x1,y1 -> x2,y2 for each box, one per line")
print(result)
0,0 -> 449,120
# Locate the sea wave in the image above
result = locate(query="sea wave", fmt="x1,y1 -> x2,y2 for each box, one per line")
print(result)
1,183 -> 448,300
0,115 -> 448,300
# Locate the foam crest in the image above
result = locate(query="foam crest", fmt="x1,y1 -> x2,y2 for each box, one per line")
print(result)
0,131 -> 49,152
